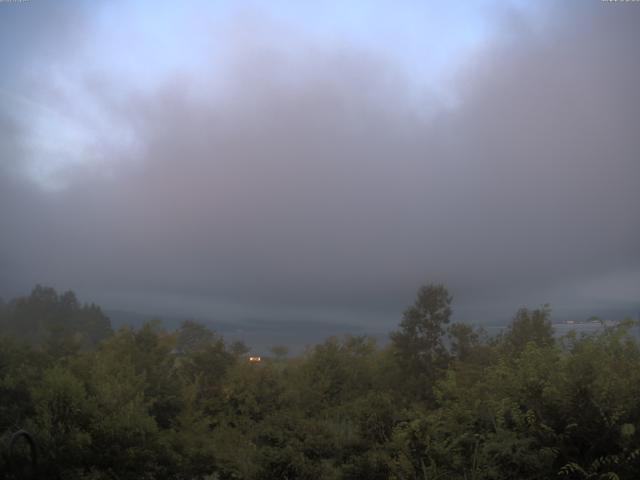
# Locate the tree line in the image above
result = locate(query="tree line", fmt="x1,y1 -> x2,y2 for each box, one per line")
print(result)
1,284 -> 639,479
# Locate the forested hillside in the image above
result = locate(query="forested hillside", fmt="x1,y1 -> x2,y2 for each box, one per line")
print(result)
1,285 -> 639,479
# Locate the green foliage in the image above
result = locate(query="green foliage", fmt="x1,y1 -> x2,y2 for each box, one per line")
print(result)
500,305 -> 554,354
1,284 -> 639,479
0,285 -> 112,352
390,284 -> 453,402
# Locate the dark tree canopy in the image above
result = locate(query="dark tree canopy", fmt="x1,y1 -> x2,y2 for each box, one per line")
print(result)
502,305 -> 554,353
390,283 -> 453,400
1,285 -> 639,479
0,285 -> 112,350
391,285 -> 452,360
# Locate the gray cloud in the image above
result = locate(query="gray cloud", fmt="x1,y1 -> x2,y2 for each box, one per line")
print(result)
1,2 -> 638,325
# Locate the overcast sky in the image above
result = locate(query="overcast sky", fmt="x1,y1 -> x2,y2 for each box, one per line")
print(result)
0,0 -> 638,327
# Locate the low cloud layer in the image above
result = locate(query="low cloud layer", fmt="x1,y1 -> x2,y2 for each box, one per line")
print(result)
1,2 -> 638,325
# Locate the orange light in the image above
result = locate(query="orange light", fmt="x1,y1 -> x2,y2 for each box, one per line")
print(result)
249,356 -> 261,363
